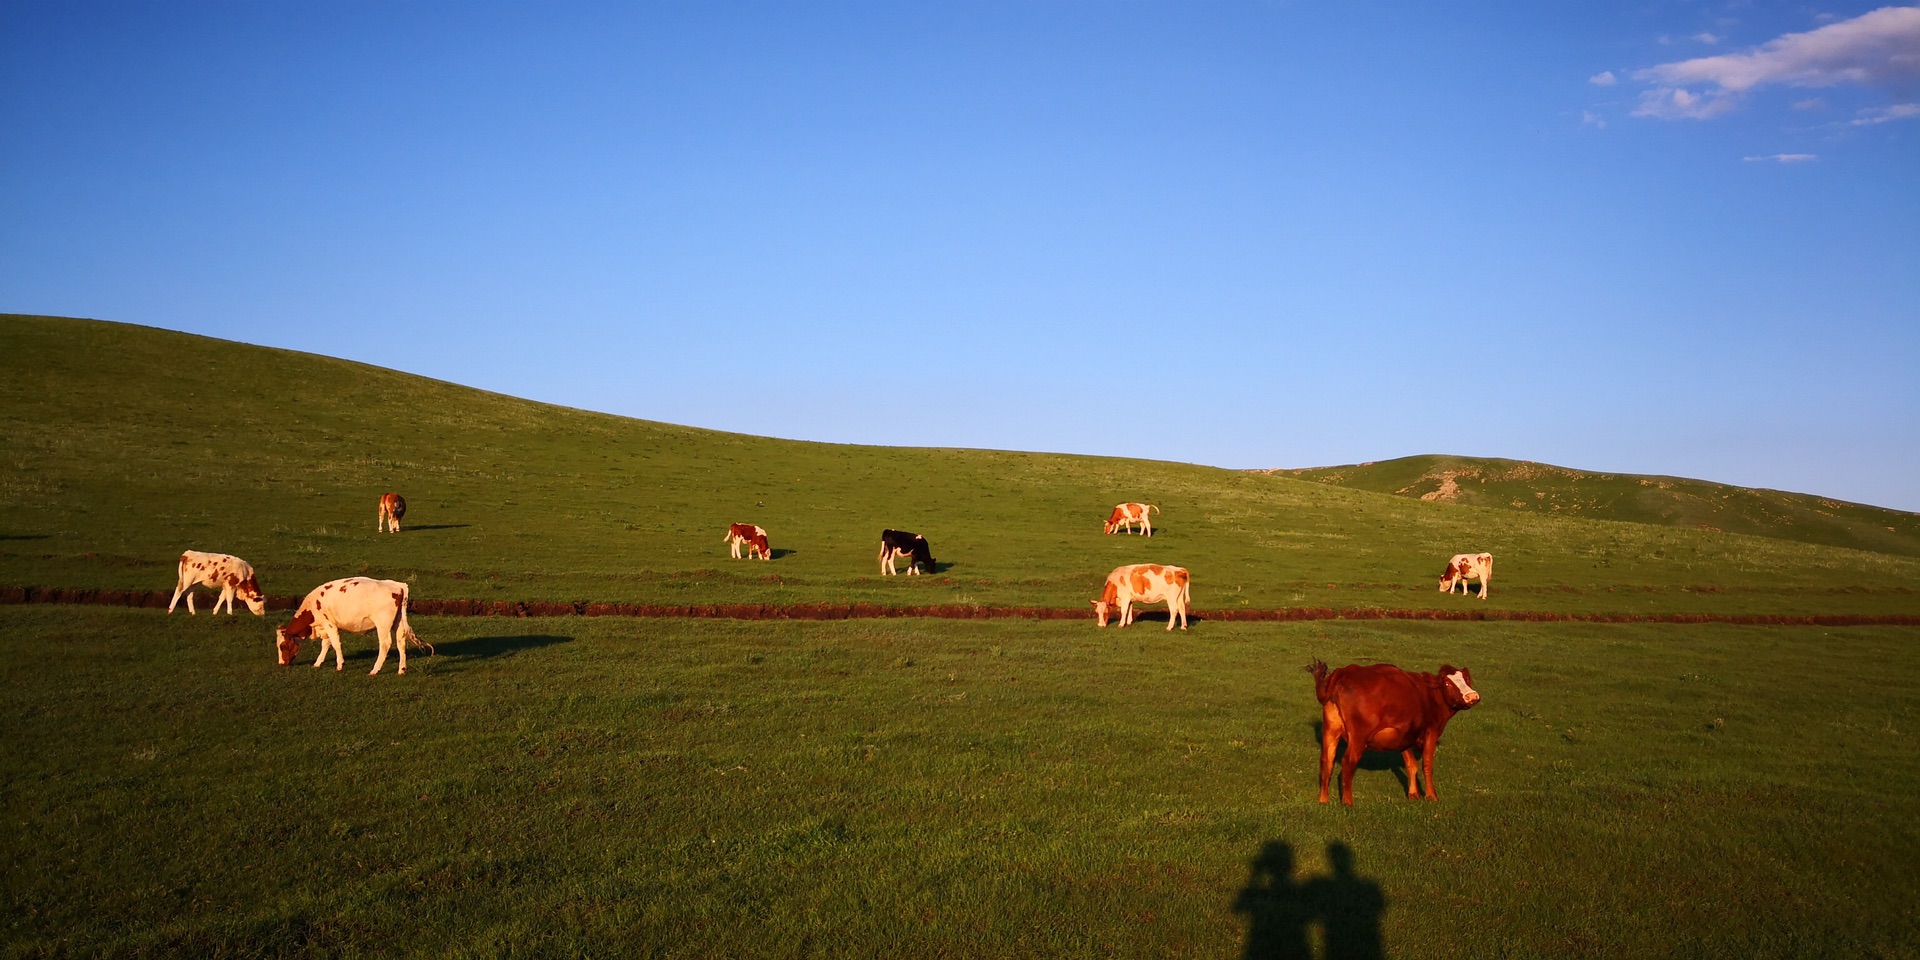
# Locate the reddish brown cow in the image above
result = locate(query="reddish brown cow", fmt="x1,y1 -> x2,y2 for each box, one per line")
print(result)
1306,659 -> 1480,806
378,493 -> 406,533
724,523 -> 771,560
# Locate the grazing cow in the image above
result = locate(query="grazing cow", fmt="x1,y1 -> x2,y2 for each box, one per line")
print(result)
724,523 -> 771,560
1091,563 -> 1191,631
275,577 -> 432,676
377,493 -> 407,533
879,529 -> 936,575
1306,659 -> 1480,806
1103,502 -> 1159,537
1438,552 -> 1493,599
168,550 -> 266,616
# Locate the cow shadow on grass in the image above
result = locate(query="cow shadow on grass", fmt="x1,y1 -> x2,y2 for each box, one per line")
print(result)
770,548 -> 797,560
325,634 -> 570,671
402,524 -> 471,531
0,534 -> 50,541
1234,840 -> 1387,960
1308,721 -> 1410,792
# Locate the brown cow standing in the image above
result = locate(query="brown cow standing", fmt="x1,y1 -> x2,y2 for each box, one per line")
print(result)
378,493 -> 406,533
1306,659 -> 1480,806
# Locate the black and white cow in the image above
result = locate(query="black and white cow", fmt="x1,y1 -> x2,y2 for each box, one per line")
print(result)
879,529 -> 936,576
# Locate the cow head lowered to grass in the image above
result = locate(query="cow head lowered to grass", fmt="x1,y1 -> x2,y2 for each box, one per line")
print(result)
1306,659 -> 1479,806
275,577 -> 432,675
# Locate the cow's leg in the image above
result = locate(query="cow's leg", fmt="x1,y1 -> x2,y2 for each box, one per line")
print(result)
327,627 -> 345,671
217,585 -> 234,615
168,578 -> 189,614
1142,516 -> 1152,537
1171,598 -> 1187,631
1339,733 -> 1363,807
1420,734 -> 1441,800
395,617 -> 409,674
311,632 -> 330,669
371,622 -> 393,675
1320,706 -> 1351,802
1119,598 -> 1133,627
1401,749 -> 1421,799
1479,573 -> 1489,600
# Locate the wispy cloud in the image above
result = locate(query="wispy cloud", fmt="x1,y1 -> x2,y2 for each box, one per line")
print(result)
1582,110 -> 1607,129
1630,6 -> 1920,119
1743,153 -> 1818,162
1695,32 -> 1722,45
1589,70 -> 1617,86
1852,102 -> 1920,123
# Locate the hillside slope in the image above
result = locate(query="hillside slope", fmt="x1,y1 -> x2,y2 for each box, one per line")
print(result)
1276,455 -> 1920,558
2,315 -> 1915,615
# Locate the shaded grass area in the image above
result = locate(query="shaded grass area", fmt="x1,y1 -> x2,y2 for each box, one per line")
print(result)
2,316 -> 1918,618
4,606 -> 1917,958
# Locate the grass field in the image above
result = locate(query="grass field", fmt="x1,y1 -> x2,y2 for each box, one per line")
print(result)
2,316 -> 1916,617
2,315 -> 1918,957
4,607 -> 1917,958
1282,454 -> 1920,559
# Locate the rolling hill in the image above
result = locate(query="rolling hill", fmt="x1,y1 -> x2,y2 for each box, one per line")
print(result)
2,314 -> 1916,616
1275,455 -> 1920,558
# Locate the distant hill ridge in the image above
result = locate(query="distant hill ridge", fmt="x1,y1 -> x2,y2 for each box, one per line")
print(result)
1275,454 -> 1920,558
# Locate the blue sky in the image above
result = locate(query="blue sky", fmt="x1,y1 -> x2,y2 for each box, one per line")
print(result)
4,2 -> 1917,510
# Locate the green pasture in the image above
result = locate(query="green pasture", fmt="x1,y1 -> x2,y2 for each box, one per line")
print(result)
1284,454 -> 1920,559
2,316 -> 1916,617
4,606 -> 1917,958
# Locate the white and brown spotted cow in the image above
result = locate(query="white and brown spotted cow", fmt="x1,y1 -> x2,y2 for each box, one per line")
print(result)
1103,502 -> 1158,537
724,523 -> 771,560
275,577 -> 431,676
1091,563 -> 1191,631
169,550 -> 266,616
377,493 -> 406,533
1438,552 -> 1493,600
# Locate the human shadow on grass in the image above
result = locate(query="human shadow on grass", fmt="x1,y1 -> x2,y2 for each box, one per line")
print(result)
1234,840 -> 1387,960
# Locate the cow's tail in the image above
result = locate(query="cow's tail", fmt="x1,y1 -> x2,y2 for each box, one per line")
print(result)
396,585 -> 434,656
1305,658 -> 1332,704
1173,567 -> 1191,607
1148,504 -> 1160,515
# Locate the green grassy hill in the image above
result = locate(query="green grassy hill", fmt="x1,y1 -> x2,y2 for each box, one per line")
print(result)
5,314 -> 1919,958
3,315 -> 1916,616
1278,454 -> 1920,558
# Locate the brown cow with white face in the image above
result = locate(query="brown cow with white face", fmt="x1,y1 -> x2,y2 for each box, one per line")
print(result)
1091,563 -> 1191,631
275,577 -> 431,676
1438,552 -> 1493,599
724,523 -> 771,560
377,493 -> 406,533
1103,502 -> 1158,536
169,550 -> 266,616
1307,659 -> 1480,806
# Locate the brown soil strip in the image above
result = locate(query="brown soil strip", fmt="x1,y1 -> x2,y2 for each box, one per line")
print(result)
1,586 -> 1915,626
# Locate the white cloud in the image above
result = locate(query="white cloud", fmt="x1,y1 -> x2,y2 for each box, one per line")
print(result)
1630,6 -> 1920,119
1742,153 -> 1818,162
1634,86 -> 1738,119
1589,70 -> 1618,86
1695,32 -> 1722,45
1852,102 -> 1920,123
1793,96 -> 1828,110
1582,110 -> 1607,129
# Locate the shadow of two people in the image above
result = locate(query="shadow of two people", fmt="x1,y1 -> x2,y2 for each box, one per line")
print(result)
1234,840 -> 1386,960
